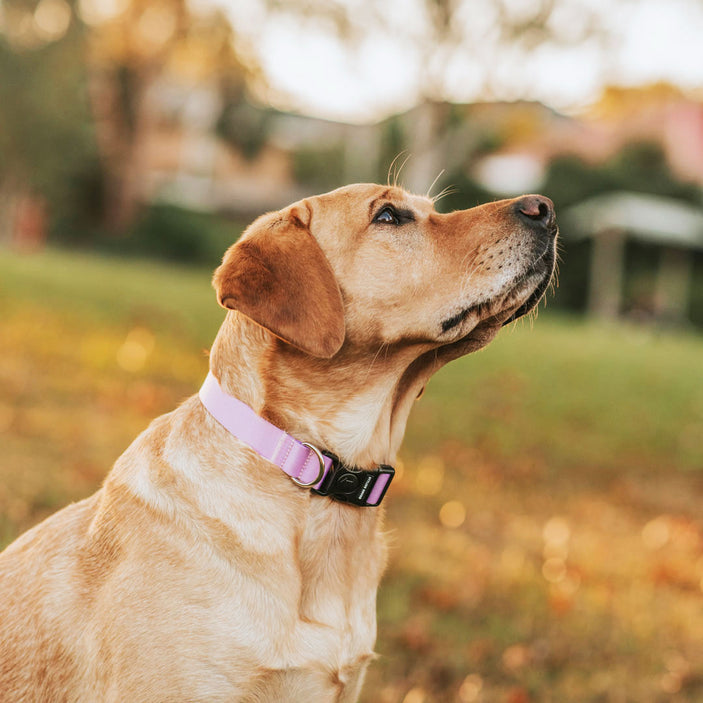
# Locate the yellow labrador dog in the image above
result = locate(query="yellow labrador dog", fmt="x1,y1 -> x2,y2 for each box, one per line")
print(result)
0,184 -> 557,702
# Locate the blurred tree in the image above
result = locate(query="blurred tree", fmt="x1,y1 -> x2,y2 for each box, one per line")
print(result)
216,99 -> 273,162
608,141 -> 701,203
262,0 -> 626,191
402,0 -> 626,191
0,0 -> 265,242
377,116 -> 407,184
81,0 -> 264,231
0,0 -> 96,247
543,141 -> 701,211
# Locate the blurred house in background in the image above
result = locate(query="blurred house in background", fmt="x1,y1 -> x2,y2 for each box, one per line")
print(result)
567,191 -> 703,323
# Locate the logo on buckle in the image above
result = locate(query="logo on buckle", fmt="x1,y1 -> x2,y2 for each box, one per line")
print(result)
334,472 -> 360,492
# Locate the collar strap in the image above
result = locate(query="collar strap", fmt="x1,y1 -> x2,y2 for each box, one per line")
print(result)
198,372 -> 394,507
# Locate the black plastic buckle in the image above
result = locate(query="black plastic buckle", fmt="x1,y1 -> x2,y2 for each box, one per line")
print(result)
311,451 -> 395,507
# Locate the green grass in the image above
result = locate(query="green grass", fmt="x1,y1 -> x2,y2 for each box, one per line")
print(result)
1,247 -> 703,702
411,317 -> 703,474
0,247 -> 224,346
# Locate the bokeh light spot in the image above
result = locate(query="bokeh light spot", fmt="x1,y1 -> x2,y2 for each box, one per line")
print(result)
542,557 -> 567,584
642,516 -> 670,550
116,327 -> 155,373
458,674 -> 483,702
414,455 -> 444,495
439,500 -> 466,529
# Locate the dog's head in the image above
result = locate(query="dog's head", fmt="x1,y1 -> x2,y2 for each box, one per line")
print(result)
213,183 -> 557,361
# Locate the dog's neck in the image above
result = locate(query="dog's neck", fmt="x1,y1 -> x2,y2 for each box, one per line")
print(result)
209,312 -> 427,469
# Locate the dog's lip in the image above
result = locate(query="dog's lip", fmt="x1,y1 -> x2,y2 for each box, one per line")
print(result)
440,304 -> 482,334
501,235 -> 557,326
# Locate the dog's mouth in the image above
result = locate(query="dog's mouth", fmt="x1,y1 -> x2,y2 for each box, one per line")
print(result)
440,232 -> 557,335
501,235 -> 557,325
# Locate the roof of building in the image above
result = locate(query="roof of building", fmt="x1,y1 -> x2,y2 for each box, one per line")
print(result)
566,191 -> 703,249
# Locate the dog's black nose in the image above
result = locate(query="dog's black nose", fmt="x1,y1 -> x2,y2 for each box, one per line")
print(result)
515,195 -> 555,232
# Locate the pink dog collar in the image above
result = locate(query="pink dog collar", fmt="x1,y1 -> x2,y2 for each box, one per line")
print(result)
198,372 -> 394,507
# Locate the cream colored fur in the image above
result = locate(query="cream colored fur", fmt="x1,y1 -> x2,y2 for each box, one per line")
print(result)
0,184 -> 556,702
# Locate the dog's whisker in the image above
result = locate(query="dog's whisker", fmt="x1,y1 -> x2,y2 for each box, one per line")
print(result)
426,170 -> 445,199
398,153 -> 412,187
457,258 -> 483,298
387,151 -> 407,187
431,185 -> 458,204
459,248 -> 478,271
388,152 -> 411,188
363,342 -> 389,383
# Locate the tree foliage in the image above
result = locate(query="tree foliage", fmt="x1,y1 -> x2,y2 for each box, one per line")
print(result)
0,0 -> 264,241
543,141 -> 702,210
0,5 -> 97,231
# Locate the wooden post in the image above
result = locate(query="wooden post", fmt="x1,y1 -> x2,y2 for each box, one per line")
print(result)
588,228 -> 625,320
654,247 -> 693,323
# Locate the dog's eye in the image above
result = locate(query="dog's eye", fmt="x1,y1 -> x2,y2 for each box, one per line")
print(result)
373,206 -> 400,225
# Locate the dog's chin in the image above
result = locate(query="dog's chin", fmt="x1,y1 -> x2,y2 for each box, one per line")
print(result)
500,239 -> 557,326
440,245 -> 556,340
436,240 -> 556,356
500,271 -> 551,326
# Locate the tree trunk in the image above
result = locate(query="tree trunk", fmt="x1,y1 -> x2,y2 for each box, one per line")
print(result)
0,180 -> 47,252
89,67 -> 153,233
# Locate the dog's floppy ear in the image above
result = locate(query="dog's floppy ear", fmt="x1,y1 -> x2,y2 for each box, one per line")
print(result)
213,203 -> 345,358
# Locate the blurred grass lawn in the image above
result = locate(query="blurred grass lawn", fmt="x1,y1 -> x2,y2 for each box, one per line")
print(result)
1,248 -> 703,702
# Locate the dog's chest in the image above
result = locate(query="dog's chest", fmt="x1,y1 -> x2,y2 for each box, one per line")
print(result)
244,520 -> 381,701
84,511 -> 382,702
291,505 -> 384,656
182,511 -> 384,701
